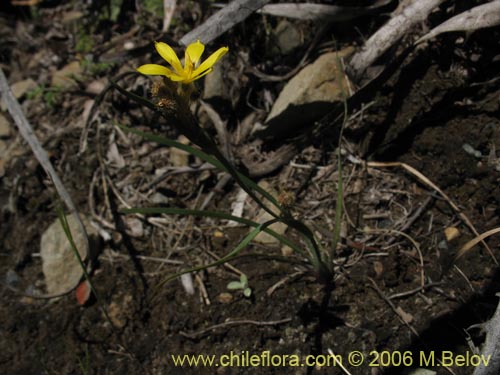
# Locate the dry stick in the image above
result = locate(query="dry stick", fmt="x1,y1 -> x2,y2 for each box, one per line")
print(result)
0,68 -> 89,298
179,318 -> 292,339
416,0 -> 500,44
179,0 -> 272,46
455,227 -> 500,262
266,271 -> 305,296
348,0 -> 446,81
327,348 -> 352,375
257,0 -> 392,21
388,282 -> 442,300
367,161 -> 498,265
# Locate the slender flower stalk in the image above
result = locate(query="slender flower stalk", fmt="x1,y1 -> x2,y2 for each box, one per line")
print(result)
137,40 -> 228,84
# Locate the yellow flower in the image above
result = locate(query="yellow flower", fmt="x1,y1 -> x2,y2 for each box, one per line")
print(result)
137,40 -> 228,84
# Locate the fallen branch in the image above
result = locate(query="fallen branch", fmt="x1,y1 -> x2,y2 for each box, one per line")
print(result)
257,0 -> 392,21
0,68 -> 89,298
179,317 -> 292,339
417,0 -> 500,44
180,0 -> 271,46
348,0 -> 446,81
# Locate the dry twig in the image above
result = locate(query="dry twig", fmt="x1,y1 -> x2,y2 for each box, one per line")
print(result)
348,0 -> 446,81
0,68 -> 89,298
179,318 -> 292,339
180,0 -> 272,46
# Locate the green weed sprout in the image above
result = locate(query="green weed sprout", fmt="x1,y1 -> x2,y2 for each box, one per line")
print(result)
227,274 -> 252,298
116,40 -> 336,295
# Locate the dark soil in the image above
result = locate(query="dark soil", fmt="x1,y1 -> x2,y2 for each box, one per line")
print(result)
1,2 -> 499,375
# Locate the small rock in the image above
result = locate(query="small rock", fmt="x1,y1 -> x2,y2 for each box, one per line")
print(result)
0,113 -> 11,138
444,227 -> 460,242
0,139 -> 6,156
124,41 -> 135,50
1,78 -> 37,111
254,182 -> 288,245
85,79 -> 105,95
125,217 -> 143,237
202,62 -> 230,104
151,192 -> 169,205
40,214 -> 93,295
51,61 -> 83,89
62,10 -> 84,24
263,48 -> 354,137
170,135 -> 190,167
281,245 -> 294,256
11,78 -> 38,99
217,292 -> 234,304
274,20 -> 302,54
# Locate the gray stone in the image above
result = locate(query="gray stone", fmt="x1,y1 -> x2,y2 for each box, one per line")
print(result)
51,61 -> 83,89
275,20 -> 302,55
1,78 -> 37,111
263,48 -> 353,137
40,214 -> 93,295
11,78 -> 38,99
0,139 -> 6,156
0,113 -> 12,138
202,62 -> 229,104
254,182 -> 287,245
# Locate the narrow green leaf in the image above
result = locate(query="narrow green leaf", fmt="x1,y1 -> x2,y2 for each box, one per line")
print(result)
153,219 -> 279,296
110,79 -> 157,111
121,206 -> 305,256
117,124 -> 281,212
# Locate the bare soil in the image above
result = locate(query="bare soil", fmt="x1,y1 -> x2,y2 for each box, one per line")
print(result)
1,2 -> 499,375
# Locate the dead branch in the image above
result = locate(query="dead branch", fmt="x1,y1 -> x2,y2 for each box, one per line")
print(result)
0,68 -> 89,298
179,317 -> 292,339
180,0 -> 271,46
257,0 -> 392,21
417,0 -> 500,44
348,0 -> 446,81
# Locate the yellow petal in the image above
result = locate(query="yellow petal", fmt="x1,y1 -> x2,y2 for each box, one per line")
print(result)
137,64 -> 175,77
169,74 -> 188,82
154,42 -> 184,74
192,46 -> 228,78
185,40 -> 205,67
186,68 -> 213,83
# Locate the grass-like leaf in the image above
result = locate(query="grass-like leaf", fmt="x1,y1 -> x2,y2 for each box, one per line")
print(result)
122,206 -> 305,256
117,124 -> 281,212
152,218 -> 280,297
